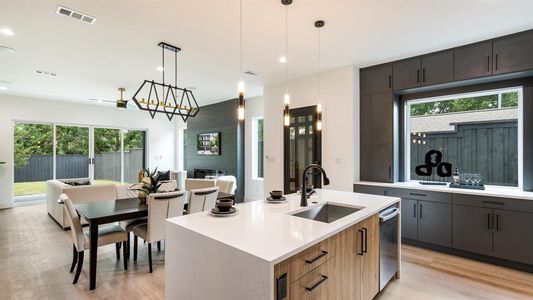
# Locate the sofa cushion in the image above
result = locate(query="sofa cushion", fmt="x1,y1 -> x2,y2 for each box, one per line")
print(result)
60,178 -> 91,186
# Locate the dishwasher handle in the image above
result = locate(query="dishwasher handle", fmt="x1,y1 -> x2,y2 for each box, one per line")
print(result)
380,207 -> 400,223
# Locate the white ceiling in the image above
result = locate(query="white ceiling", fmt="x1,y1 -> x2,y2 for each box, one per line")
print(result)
1,0 -> 533,107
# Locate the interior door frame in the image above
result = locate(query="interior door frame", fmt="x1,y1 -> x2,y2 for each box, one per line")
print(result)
283,105 -> 322,194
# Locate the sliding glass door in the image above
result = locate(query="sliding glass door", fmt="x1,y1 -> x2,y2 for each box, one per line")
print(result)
56,125 -> 90,179
124,130 -> 146,184
93,128 -> 122,185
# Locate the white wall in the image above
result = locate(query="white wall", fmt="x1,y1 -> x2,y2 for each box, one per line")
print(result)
263,65 -> 359,195
0,94 -> 184,208
244,96 -> 264,201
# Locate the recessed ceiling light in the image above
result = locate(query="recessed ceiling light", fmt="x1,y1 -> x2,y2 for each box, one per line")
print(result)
0,28 -> 14,36
156,66 -> 164,72
279,56 -> 287,63
0,46 -> 16,53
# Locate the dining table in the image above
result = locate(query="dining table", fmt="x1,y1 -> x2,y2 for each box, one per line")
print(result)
75,192 -> 235,290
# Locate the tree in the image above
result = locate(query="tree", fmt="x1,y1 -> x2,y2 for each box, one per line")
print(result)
410,92 -> 518,116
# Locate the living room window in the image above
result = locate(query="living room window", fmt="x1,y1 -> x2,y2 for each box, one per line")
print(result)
13,122 -> 147,201
252,117 -> 264,179
405,87 -> 522,187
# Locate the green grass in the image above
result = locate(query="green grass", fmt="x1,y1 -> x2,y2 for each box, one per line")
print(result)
14,179 -> 123,197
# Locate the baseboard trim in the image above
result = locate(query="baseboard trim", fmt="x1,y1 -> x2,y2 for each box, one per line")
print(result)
403,238 -> 533,273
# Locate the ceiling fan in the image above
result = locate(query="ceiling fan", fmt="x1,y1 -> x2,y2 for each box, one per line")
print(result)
88,87 -> 129,108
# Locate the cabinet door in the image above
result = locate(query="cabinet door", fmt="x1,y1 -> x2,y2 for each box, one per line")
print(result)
359,215 -> 380,300
417,200 -> 452,247
454,42 -> 493,80
360,94 -> 374,181
493,210 -> 533,265
393,58 -> 421,90
452,205 -> 493,256
421,51 -> 454,86
289,257 -> 336,300
360,65 -> 393,95
371,91 -> 394,182
494,31 -> 533,74
400,198 -> 418,240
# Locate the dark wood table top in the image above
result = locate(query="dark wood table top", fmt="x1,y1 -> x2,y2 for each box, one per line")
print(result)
75,197 -> 148,224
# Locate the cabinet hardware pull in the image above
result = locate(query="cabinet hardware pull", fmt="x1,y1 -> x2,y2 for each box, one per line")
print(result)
409,193 -> 426,197
305,275 -> 328,292
388,166 -> 392,179
417,69 -> 420,83
363,228 -> 368,253
413,203 -> 417,218
487,213 -> 491,230
358,229 -> 364,255
487,55 -> 490,72
388,74 -> 392,88
423,68 -> 426,82
305,250 -> 329,264
482,200 -> 504,206
495,54 -> 498,70
419,204 -> 423,219
496,215 -> 500,231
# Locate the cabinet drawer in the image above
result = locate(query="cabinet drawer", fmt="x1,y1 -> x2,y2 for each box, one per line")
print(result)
288,236 -> 337,284
289,257 -> 336,300
389,188 -> 451,203
353,184 -> 389,196
453,194 -> 533,213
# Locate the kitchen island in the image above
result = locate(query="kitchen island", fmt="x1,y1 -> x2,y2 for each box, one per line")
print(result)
165,189 -> 400,300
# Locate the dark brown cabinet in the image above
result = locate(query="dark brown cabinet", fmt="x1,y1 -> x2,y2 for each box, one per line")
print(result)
360,92 -> 394,182
454,42 -> 493,80
452,205 -> 493,256
360,65 -> 392,95
393,58 -> 421,90
494,31 -> 533,75
493,209 -> 533,265
420,51 -> 454,86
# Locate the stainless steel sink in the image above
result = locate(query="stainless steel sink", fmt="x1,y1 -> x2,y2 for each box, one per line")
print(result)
291,203 -> 362,223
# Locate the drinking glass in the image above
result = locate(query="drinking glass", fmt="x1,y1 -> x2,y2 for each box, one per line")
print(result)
463,173 -> 472,186
474,174 -> 482,186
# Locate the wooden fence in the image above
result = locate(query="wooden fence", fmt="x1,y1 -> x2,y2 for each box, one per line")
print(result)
15,149 -> 144,183
411,120 -> 518,186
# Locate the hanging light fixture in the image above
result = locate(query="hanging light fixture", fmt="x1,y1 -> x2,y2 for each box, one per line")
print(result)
116,87 -> 128,109
237,0 -> 245,121
282,0 -> 291,127
132,42 -> 200,122
315,20 -> 324,131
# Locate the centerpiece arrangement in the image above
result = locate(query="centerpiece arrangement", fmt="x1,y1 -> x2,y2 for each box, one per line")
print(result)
130,168 -> 166,203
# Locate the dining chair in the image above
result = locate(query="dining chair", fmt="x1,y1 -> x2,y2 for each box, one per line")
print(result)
58,194 -> 128,284
216,175 -> 237,194
188,187 -> 219,214
215,179 -> 234,194
132,191 -> 185,273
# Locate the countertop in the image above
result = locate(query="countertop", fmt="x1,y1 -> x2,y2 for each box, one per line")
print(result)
166,189 -> 399,265
355,181 -> 533,201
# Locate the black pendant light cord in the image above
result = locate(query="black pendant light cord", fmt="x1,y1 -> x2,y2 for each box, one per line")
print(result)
285,4 -> 289,96
240,0 -> 243,82
318,24 -> 321,101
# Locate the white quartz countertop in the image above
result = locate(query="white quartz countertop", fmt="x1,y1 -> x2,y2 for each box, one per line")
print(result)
355,181 -> 533,201
166,189 -> 399,265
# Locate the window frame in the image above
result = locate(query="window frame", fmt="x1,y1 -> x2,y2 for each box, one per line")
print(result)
403,86 -> 523,188
252,116 -> 264,180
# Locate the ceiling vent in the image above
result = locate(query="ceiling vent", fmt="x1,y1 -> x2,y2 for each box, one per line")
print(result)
35,70 -> 57,77
244,71 -> 260,77
56,6 -> 97,25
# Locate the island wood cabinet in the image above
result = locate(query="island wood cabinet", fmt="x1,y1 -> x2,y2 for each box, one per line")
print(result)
274,214 -> 381,300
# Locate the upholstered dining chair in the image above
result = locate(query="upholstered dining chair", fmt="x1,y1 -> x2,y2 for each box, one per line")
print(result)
215,179 -> 234,194
188,187 -> 219,214
58,194 -> 128,284
132,191 -> 185,273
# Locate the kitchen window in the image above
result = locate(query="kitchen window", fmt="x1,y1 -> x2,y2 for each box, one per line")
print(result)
404,87 -> 522,187
252,117 -> 264,179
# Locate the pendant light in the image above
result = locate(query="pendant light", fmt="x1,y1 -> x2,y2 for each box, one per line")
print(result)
237,0 -> 245,120
315,20 -> 324,131
282,1 -> 290,127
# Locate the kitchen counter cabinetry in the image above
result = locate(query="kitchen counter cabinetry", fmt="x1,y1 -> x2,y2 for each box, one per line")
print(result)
274,214 -> 381,300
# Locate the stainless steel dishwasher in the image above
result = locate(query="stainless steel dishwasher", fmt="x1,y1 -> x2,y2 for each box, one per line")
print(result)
379,205 -> 400,291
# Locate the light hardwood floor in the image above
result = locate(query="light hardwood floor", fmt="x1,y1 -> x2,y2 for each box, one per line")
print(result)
1,204 -> 533,299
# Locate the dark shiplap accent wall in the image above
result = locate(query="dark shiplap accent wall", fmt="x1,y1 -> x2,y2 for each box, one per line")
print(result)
184,99 -> 245,201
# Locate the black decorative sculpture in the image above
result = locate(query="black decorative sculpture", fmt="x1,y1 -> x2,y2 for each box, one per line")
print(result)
415,149 -> 452,185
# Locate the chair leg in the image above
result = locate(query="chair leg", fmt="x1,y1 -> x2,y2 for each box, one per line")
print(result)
73,251 -> 84,284
133,235 -> 138,261
127,232 -> 131,259
148,243 -> 153,273
157,241 -> 161,252
115,243 -> 120,260
122,241 -> 128,271
69,244 -> 78,273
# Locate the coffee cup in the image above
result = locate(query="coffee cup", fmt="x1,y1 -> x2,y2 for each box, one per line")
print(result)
216,199 -> 233,211
270,190 -> 283,199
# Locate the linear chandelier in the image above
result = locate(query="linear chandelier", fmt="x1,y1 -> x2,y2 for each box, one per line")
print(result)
132,42 -> 200,122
